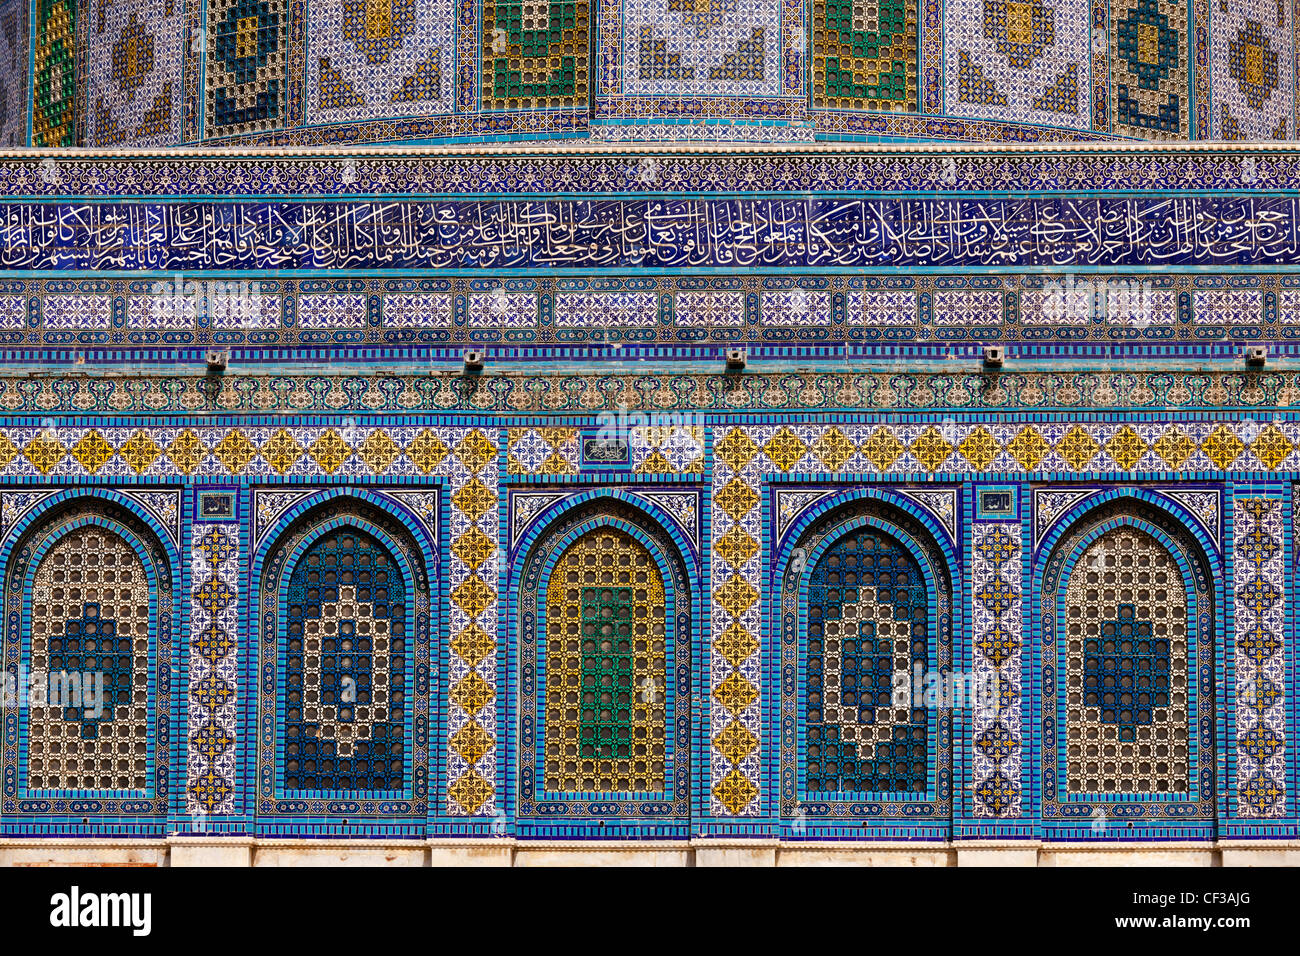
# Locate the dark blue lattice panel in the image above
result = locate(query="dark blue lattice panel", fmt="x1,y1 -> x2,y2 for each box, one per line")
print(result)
1083,603 -> 1171,741
806,530 -> 929,794
283,529 -> 406,792
52,603 -> 133,740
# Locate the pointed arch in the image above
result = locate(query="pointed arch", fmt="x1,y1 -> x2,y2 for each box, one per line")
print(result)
2,492 -> 176,830
775,491 -> 954,837
254,493 -> 432,832
1037,493 -> 1216,825
514,494 -> 693,831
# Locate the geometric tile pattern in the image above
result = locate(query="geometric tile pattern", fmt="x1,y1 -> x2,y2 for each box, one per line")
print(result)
187,524 -> 239,815
0,420 -> 1299,481
777,495 -> 952,830
256,494 -> 431,829
1062,526 -> 1190,794
712,423 -> 964,815
283,528 -> 406,790
27,526 -> 150,791
971,521 -> 1023,816
206,0 -> 288,136
1192,288 -> 1262,326
1211,0 -> 1293,140
1110,0 -> 1190,138
86,0 -> 183,146
0,0 -> 30,146
13,276 -> 1300,347
506,427 -> 579,475
543,528 -> 667,793
621,0 -> 782,97
306,0 -> 455,124
482,0 -> 588,110
805,529 -> 929,794
17,3 -> 1300,144
442,429 -> 501,815
33,0 -> 77,146
709,426 -> 774,814
1235,495 -> 1286,816
554,292 -> 657,328
595,0 -> 804,135
4,498 -> 174,829
631,425 -> 704,475
812,0 -> 919,110
945,0 -> 1090,129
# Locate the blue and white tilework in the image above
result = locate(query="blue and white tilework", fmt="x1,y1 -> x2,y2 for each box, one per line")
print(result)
1211,0 -> 1294,140
307,0 -> 456,124
945,0 -> 1091,129
1234,492 -> 1286,816
86,0 -> 184,147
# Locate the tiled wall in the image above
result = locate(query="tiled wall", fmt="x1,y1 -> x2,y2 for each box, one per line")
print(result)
24,0 -> 1300,145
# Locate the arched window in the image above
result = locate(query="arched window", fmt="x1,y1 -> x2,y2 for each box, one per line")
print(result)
779,497 -> 952,833
4,498 -> 173,817
28,524 -> 151,791
257,496 -> 431,827
1039,498 -> 1215,823
1063,525 -> 1187,794
544,528 -> 667,793
806,528 -> 929,794
516,498 -> 691,830
283,526 -> 407,792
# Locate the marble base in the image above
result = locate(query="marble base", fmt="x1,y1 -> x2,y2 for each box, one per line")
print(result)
0,839 -> 1285,865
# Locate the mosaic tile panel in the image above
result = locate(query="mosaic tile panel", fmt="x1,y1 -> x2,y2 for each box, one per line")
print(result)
1109,0 -> 1191,138
846,289 -> 915,326
1192,288 -> 1263,326
811,0 -> 919,111
206,0 -> 289,137
440,429 -> 501,815
187,523 -> 239,816
1038,497 -> 1216,827
709,426 -> 770,815
620,0 -> 784,97
971,521 -> 1023,817
554,291 -> 657,328
27,526 -> 151,791
33,0 -> 77,146
482,0 -> 589,110
763,290 -> 832,325
1211,0 -> 1293,139
86,0 -> 184,147
12,274 -> 1300,347
1234,494 -> 1286,816
945,0 -> 1091,129
299,292 -> 368,329
0,0 -> 29,146
933,288 -> 1002,326
282,527 -> 407,791
595,0 -> 805,133
0,418 -> 1296,481
631,425 -> 704,474
257,495 -> 432,828
516,495 -> 692,827
805,528 -> 929,793
543,528 -> 667,793
468,291 -> 537,328
777,493 -> 953,831
1062,526 -> 1190,794
506,427 -> 580,475
4,499 -> 174,829
675,291 -> 745,327
306,0 -> 455,124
